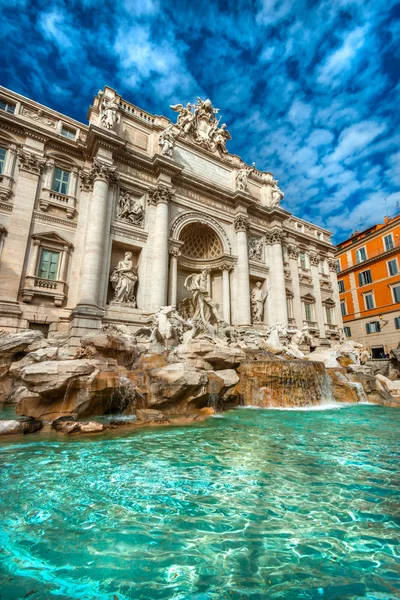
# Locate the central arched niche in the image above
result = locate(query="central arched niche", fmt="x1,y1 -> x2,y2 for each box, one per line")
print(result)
176,223 -> 224,312
179,223 -> 223,259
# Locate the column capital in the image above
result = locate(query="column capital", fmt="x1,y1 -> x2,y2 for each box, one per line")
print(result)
169,247 -> 180,258
327,258 -> 337,272
17,149 -> 46,175
220,261 -> 234,271
265,228 -> 285,245
309,251 -> 320,266
287,243 -> 299,259
92,159 -> 117,184
148,184 -> 174,206
234,214 -> 249,232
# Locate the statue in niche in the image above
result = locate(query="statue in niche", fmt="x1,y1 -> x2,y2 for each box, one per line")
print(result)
263,173 -> 284,207
99,91 -> 119,130
110,252 -> 138,306
158,125 -> 176,157
248,237 -> 263,261
183,269 -> 220,327
116,192 -> 144,226
236,163 -> 255,192
251,282 -> 268,323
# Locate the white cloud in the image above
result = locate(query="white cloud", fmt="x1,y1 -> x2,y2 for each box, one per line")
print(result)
327,121 -> 387,163
317,26 -> 368,87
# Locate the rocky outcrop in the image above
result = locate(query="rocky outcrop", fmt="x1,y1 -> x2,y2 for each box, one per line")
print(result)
175,341 -> 246,369
17,359 -> 97,395
0,417 -> 43,436
52,417 -> 104,434
0,330 -> 44,356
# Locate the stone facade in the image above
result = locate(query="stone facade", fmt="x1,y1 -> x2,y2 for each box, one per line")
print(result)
0,85 -> 343,344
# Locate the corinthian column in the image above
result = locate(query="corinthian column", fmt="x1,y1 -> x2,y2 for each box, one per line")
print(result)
287,243 -> 303,328
221,262 -> 233,324
0,149 -> 46,305
234,214 -> 251,326
76,159 -> 116,308
168,248 -> 179,306
265,228 -> 288,326
328,258 -> 343,328
309,251 -> 326,338
149,185 -> 173,311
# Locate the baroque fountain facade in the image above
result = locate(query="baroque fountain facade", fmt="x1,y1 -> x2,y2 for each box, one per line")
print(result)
0,85 -> 399,433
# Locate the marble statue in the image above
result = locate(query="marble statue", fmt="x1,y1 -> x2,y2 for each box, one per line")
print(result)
158,125 -> 176,157
248,237 -> 263,261
251,282 -> 268,323
183,269 -> 220,327
263,173 -> 284,207
116,192 -> 144,226
170,98 -> 231,155
99,92 -> 118,130
110,252 -> 138,306
136,306 -> 188,346
236,164 -> 255,192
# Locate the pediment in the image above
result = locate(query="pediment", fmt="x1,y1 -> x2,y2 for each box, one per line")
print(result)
32,231 -> 73,247
301,293 -> 316,302
285,287 -> 294,298
322,297 -> 335,307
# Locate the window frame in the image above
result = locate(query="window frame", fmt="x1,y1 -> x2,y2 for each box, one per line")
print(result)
60,125 -> 77,141
52,167 -> 70,195
358,269 -> 372,287
0,147 -> 6,174
335,259 -> 341,273
344,326 -> 351,338
338,280 -> 345,293
394,317 -> 400,330
356,246 -> 367,264
299,252 -> 307,269
37,248 -> 61,281
383,233 -> 394,252
340,300 -> 347,317
387,258 -> 399,277
363,291 -> 375,310
0,99 -> 16,115
366,321 -> 380,334
391,284 -> 400,304
304,302 -> 314,322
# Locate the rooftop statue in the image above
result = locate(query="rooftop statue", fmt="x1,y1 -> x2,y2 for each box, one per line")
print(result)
169,98 -> 231,157
98,91 -> 119,131
263,173 -> 284,207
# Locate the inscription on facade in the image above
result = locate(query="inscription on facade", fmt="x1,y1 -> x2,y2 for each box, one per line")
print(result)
175,186 -> 235,214
174,146 -> 232,188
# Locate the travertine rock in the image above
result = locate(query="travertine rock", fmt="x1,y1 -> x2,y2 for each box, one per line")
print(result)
52,418 -> 104,434
0,330 -> 44,356
18,359 -> 97,394
0,417 -> 43,436
136,409 -> 169,422
176,341 -> 246,369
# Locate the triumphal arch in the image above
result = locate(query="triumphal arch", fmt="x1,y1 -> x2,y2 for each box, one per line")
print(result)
0,85 -> 342,344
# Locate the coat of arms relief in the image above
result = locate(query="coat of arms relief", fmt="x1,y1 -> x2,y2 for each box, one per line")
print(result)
159,98 -> 232,159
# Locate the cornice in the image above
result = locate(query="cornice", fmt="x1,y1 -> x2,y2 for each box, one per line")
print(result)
337,244 -> 400,276
111,223 -> 148,244
32,211 -> 78,230
86,125 -> 127,157
151,153 -> 184,178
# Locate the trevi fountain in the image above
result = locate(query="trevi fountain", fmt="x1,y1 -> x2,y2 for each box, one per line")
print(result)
0,86 -> 399,599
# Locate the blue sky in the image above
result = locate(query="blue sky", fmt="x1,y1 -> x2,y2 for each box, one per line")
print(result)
1,0 -> 399,243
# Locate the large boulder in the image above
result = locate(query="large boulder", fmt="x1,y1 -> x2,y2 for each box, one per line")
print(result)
136,408 -> 169,423
52,418 -> 104,434
144,362 -> 208,411
175,341 -> 246,369
0,330 -> 44,356
17,359 -> 97,395
0,417 -> 43,436
376,374 -> 400,400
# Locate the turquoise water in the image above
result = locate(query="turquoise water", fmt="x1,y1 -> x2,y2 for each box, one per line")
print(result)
1,405 -> 399,600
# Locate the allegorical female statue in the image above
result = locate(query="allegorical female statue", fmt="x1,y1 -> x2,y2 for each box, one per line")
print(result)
110,252 -> 138,306
183,269 -> 220,326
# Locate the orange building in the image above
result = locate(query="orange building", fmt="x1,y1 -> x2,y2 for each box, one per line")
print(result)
335,214 -> 400,358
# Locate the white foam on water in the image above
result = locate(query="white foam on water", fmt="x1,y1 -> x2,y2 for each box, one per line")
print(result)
238,401 -> 373,412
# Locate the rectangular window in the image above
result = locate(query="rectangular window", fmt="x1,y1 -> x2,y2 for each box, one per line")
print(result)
325,307 -> 334,325
0,148 -> 6,174
61,126 -> 76,140
384,234 -> 394,251
395,317 -> 400,330
38,250 -> 60,280
319,261 -> 325,274
299,252 -> 307,269
366,321 -> 380,334
340,301 -> 347,317
344,326 -> 351,337
392,285 -> 400,303
335,259 -> 341,273
304,302 -> 313,321
286,297 -> 294,319
338,280 -> 345,293
387,259 -> 398,276
356,247 -> 367,263
358,269 -> 372,286
52,168 -> 70,195
0,99 -> 15,114
364,293 -> 375,310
